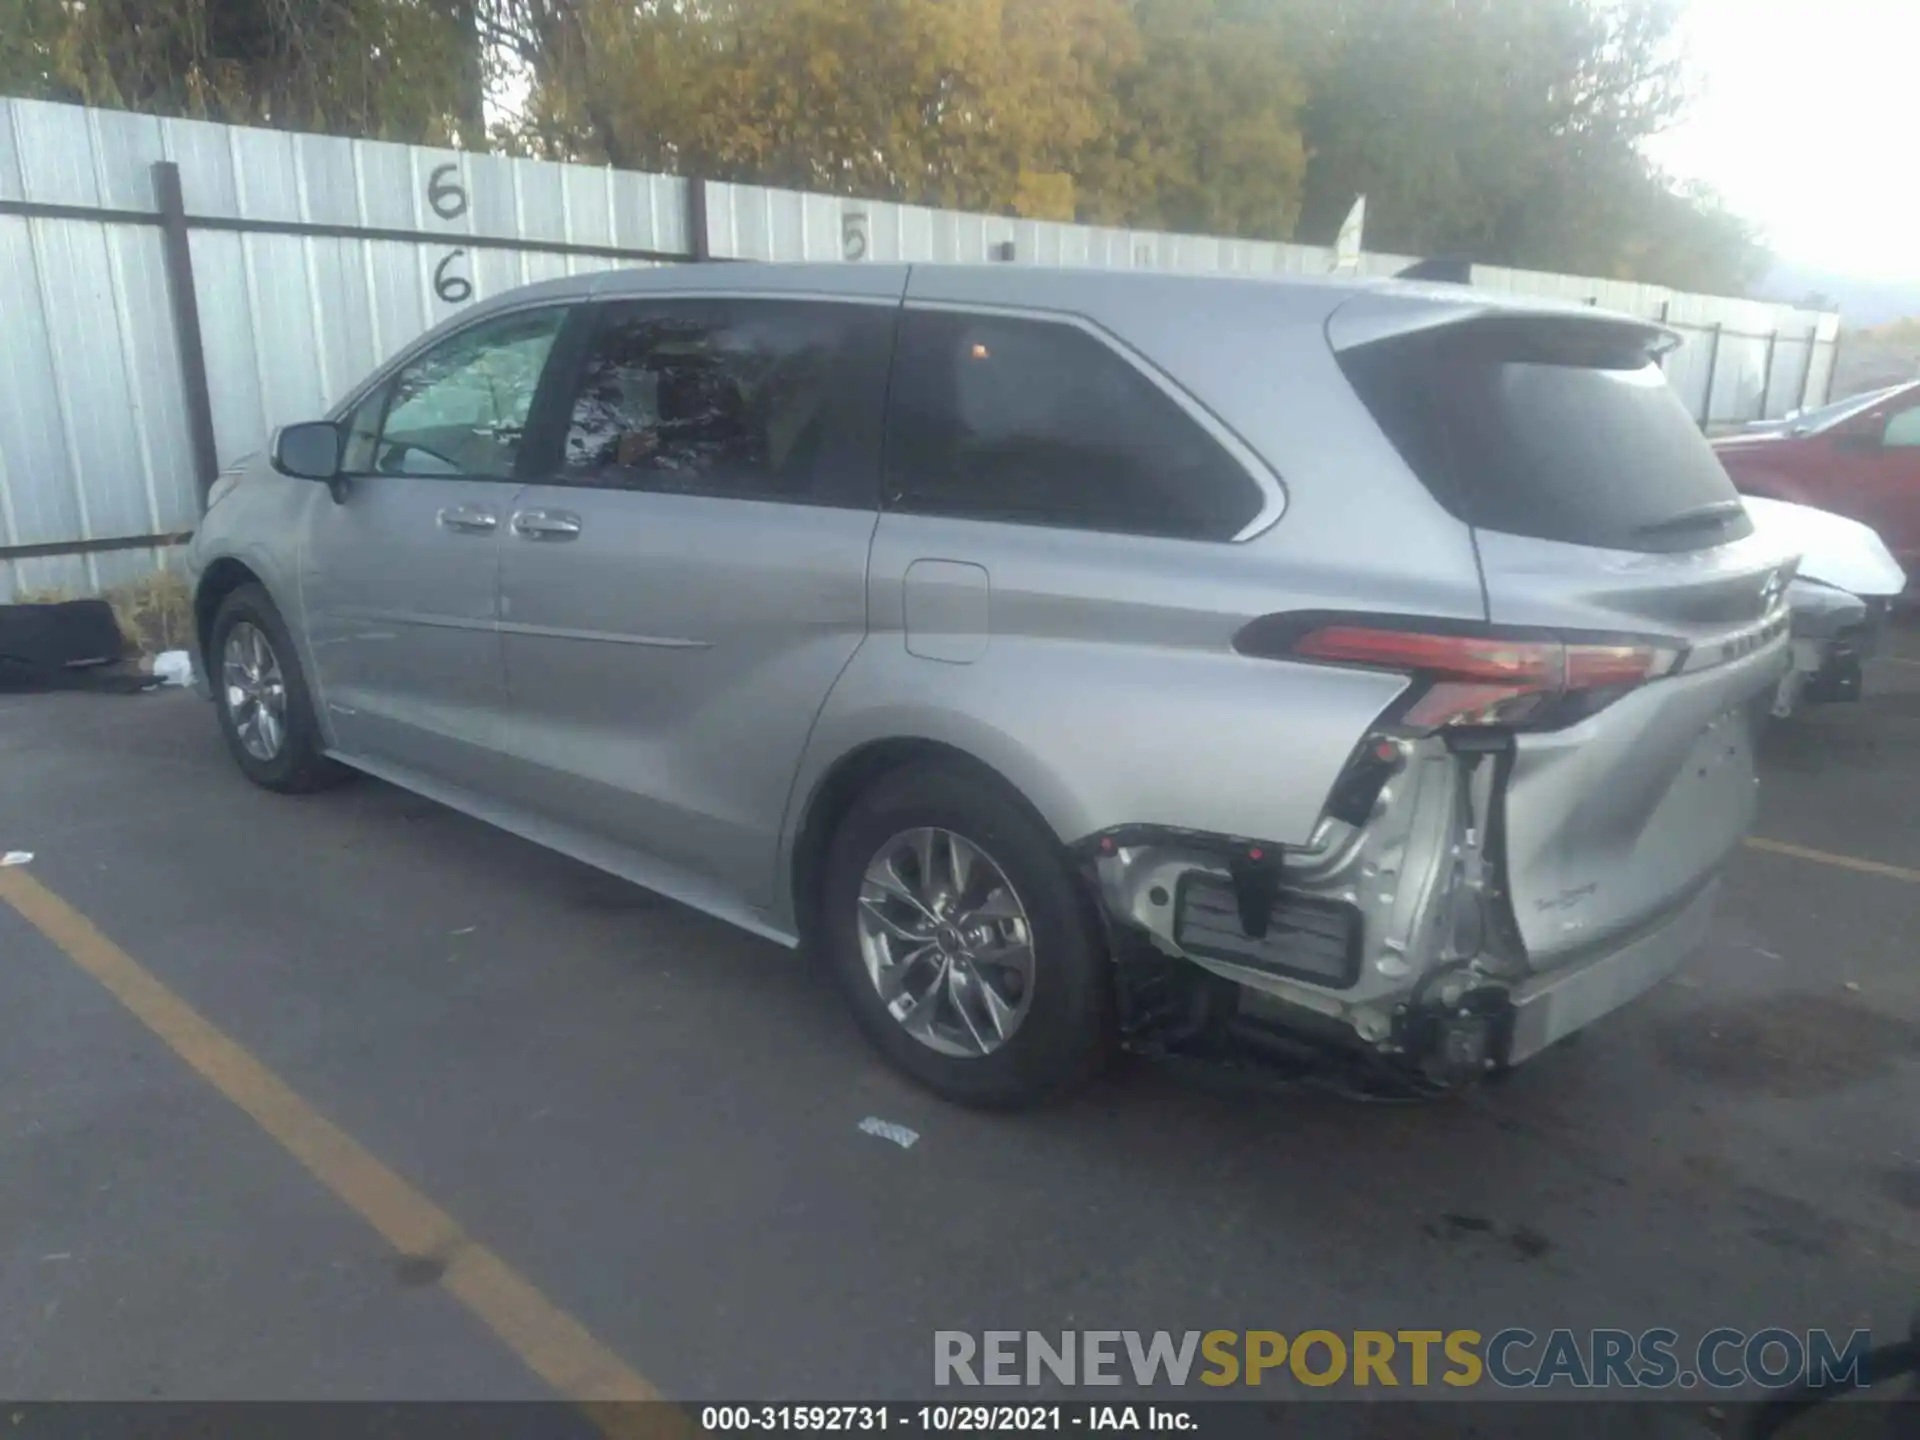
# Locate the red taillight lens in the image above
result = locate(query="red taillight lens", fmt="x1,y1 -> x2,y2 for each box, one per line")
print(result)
1563,644 -> 1671,689
1281,624 -> 1678,732
1293,628 -> 1554,681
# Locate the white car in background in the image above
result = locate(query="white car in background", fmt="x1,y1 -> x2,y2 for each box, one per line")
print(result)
1745,496 -> 1907,717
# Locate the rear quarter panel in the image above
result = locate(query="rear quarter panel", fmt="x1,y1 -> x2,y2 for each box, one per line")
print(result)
778,406 -> 1481,929
774,271 -> 1494,932
797,515 -> 1418,848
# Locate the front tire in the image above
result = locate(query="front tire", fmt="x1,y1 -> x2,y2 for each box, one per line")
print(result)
821,762 -> 1111,1107
209,583 -> 349,794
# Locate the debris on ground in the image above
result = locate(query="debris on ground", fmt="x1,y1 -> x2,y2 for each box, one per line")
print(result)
149,651 -> 194,687
1,852 -> 31,867
2,590 -> 195,694
857,1116 -> 920,1149
1,599 -> 134,691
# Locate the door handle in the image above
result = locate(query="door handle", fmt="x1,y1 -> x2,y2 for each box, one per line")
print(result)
436,505 -> 498,534
512,508 -> 582,540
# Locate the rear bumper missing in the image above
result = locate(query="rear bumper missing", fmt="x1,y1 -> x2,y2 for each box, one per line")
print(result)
1090,734 -> 1520,1065
1089,731 -> 1724,1082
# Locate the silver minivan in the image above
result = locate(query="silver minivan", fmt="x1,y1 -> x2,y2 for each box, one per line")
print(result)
189,264 -> 1792,1105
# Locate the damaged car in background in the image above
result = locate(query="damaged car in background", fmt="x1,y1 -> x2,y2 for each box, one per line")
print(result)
1744,495 -> 1906,718
187,264 -> 1794,1107
1716,376 -> 1920,582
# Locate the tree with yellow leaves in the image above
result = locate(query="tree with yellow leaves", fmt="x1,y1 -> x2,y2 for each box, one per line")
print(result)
503,0 -> 1140,218
1078,0 -> 1312,237
1,0 -> 1766,290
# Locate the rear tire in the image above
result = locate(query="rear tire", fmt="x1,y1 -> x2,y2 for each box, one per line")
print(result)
209,583 -> 349,794
820,762 -> 1111,1107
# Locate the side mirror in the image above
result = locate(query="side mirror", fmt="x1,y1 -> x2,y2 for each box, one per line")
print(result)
271,421 -> 344,481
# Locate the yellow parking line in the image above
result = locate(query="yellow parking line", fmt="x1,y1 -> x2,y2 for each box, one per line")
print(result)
0,868 -> 668,1428
1743,836 -> 1920,885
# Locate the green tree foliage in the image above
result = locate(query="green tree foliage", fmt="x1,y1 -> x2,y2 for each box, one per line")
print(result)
482,0 -> 1142,216
1611,177 -> 1769,296
1075,0 -> 1310,236
0,0 -> 1769,293
1294,0 -> 1765,291
0,0 -> 484,143
485,0 -> 1309,233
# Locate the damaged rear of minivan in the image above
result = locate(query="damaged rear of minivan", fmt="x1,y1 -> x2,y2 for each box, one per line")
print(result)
1100,290 -> 1794,1088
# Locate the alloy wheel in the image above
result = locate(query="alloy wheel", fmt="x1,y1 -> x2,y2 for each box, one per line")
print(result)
854,827 -> 1036,1058
222,621 -> 287,762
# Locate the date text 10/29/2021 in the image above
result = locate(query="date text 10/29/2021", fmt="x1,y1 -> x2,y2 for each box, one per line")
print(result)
701,1407 -> 1193,1432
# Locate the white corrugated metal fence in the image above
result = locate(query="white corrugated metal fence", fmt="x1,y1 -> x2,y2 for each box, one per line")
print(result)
0,97 -> 1842,600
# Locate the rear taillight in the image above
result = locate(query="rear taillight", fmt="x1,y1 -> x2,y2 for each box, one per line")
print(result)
1242,620 -> 1681,732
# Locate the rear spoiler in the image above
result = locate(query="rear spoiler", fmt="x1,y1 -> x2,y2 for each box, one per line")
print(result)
1329,290 -> 1681,362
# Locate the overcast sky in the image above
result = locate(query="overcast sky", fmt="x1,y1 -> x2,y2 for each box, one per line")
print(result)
1647,0 -> 1917,282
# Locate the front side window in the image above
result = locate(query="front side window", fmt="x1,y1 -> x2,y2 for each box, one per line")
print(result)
883,310 -> 1265,541
354,307 -> 567,479
1880,403 -> 1920,449
557,298 -> 893,507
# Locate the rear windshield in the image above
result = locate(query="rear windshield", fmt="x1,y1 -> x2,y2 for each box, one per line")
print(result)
1339,320 -> 1754,554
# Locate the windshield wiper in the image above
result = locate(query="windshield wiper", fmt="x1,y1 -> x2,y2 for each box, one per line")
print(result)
1633,499 -> 1746,538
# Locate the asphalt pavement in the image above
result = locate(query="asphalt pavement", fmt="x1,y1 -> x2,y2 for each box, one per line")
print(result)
2,631 -> 1917,1418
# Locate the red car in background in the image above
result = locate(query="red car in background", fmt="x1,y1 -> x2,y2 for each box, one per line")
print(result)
1714,379 -> 1920,577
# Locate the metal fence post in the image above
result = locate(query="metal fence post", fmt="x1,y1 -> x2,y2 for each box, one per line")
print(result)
1698,321 -> 1723,431
152,162 -> 221,511
687,176 -> 711,262
1759,328 -> 1778,418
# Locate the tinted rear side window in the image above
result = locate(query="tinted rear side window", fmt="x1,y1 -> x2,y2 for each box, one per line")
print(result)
1340,320 -> 1754,554
554,298 -> 894,508
885,309 -> 1264,541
